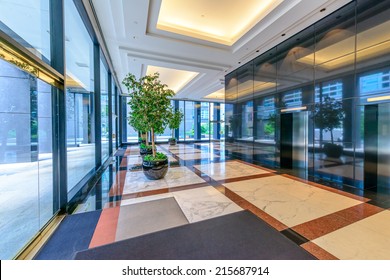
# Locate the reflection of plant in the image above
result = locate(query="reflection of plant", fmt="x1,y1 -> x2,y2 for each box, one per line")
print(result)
264,113 -> 276,136
168,109 -> 184,139
313,96 -> 345,144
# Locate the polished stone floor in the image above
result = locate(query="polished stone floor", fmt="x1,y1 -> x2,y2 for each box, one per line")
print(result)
68,142 -> 390,260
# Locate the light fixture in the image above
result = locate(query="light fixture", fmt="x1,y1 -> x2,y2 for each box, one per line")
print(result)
281,106 -> 307,112
367,95 -> 390,102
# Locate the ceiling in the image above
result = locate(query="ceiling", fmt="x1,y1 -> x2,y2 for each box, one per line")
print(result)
88,0 -> 351,102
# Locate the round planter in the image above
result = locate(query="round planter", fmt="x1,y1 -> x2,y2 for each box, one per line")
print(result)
323,143 -> 343,158
142,158 -> 169,180
140,147 -> 153,157
168,138 -> 177,146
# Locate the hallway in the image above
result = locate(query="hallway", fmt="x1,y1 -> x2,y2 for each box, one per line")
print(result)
35,142 -> 390,260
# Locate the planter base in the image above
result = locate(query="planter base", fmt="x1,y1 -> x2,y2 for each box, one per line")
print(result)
142,158 -> 169,180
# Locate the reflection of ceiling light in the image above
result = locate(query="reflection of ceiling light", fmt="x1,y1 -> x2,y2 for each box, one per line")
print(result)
297,20 -> 390,70
367,95 -> 390,102
281,106 -> 307,112
157,0 -> 284,46
204,88 -> 225,100
146,65 -> 198,93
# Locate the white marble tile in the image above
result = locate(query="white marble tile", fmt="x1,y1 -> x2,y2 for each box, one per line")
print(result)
224,175 -> 362,227
123,166 -> 205,194
313,210 -> 390,259
121,186 -> 242,223
173,186 -> 243,223
177,152 -> 219,160
194,161 -> 270,180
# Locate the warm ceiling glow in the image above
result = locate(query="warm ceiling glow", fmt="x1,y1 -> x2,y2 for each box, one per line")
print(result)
146,65 -> 198,93
298,21 -> 390,70
157,0 -> 284,45
204,88 -> 225,100
225,80 -> 277,100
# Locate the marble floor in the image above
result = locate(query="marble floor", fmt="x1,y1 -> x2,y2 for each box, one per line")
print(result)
44,142 -> 390,260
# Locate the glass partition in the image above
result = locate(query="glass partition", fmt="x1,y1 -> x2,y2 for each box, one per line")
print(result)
100,59 -> 109,162
65,0 -> 96,192
0,59 -> 56,259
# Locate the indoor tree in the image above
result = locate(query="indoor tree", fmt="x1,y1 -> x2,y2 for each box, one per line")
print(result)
122,72 -> 175,159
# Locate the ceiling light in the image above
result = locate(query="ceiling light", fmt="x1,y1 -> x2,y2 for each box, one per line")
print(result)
146,65 -> 198,93
156,0 -> 284,46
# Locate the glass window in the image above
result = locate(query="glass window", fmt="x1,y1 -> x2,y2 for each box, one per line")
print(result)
179,101 -> 185,140
0,59 -> 56,259
126,99 -> 138,143
100,59 -> 109,162
200,102 -> 209,140
112,81 -> 117,150
0,0 -> 51,62
185,101 -> 194,140
65,0 -> 95,192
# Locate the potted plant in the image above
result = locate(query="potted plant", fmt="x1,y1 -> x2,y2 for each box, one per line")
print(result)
313,96 -> 345,158
167,108 -> 183,145
122,72 -> 175,180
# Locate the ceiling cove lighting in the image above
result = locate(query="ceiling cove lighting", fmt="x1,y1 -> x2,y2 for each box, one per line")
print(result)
367,95 -> 390,102
146,65 -> 198,93
157,0 -> 284,46
280,106 -> 307,112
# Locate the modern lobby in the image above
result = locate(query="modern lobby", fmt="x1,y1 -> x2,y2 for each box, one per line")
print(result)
1,0 -> 390,262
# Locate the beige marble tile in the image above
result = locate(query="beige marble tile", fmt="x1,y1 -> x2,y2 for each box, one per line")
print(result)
194,161 -> 270,180
312,210 -> 390,259
224,175 -> 362,227
173,186 -> 243,223
177,152 -> 219,160
121,186 -> 242,223
123,166 -> 205,194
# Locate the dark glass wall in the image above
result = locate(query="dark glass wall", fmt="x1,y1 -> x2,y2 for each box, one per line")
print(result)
224,0 -> 390,190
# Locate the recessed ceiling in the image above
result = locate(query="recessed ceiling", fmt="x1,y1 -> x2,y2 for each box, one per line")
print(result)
146,65 -> 199,93
89,0 -> 352,101
157,0 -> 284,46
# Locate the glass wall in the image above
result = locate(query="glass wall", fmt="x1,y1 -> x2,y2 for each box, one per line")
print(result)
112,81 -> 117,150
224,0 -> 390,189
100,59 -> 109,162
65,0 -> 96,192
178,101 -> 185,140
125,98 -> 139,143
185,101 -> 195,140
0,0 -> 51,62
0,59 -> 56,259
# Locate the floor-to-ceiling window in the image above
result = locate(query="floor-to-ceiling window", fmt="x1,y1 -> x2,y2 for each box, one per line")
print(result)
0,59 -> 56,259
100,58 -> 109,162
0,0 -> 58,260
185,101 -> 195,140
112,81 -> 117,150
65,0 -> 96,193
0,0 -> 51,63
178,101 -> 185,141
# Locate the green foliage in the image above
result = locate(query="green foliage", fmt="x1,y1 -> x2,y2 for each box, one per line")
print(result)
168,109 -> 184,130
264,113 -> 276,136
143,152 -> 168,162
123,72 -> 175,156
139,143 -> 154,150
313,96 -> 345,144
